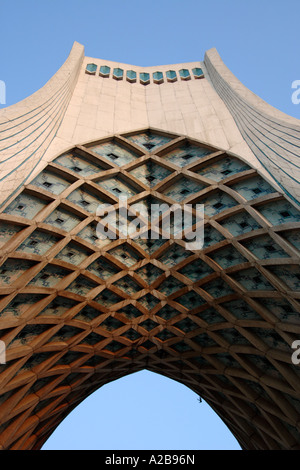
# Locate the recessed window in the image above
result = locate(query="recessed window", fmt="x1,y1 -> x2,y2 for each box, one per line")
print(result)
166,70 -> 177,82
113,188 -> 122,194
126,70 -> 137,83
107,153 -> 119,160
143,143 -> 155,150
153,71 -> 163,84
213,202 -> 223,209
140,72 -> 150,85
252,188 -> 262,194
280,211 -> 290,218
43,181 -> 53,188
40,274 -> 50,280
113,68 -> 124,80
67,252 -> 75,258
55,218 -> 64,224
221,169 -> 232,175
29,240 -> 38,247
80,200 -> 90,207
239,222 -> 249,228
265,245 -> 276,253
182,154 -> 193,161
71,166 -> 82,173
179,69 -> 191,81
99,65 -> 110,77
146,175 -> 156,183
180,189 -> 190,195
85,63 -> 97,75
192,67 -> 204,79
17,204 -> 25,210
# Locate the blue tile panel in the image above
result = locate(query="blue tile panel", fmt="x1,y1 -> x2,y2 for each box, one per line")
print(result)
126,131 -> 174,151
54,152 -> 106,176
140,72 -> 150,84
113,68 -> 124,80
85,63 -> 97,74
99,65 -> 110,77
91,66 -> 205,85
192,67 -> 204,78
153,71 -> 163,83
195,156 -> 250,182
179,69 -> 191,80
162,142 -> 212,167
126,70 -> 136,82
4,193 -> 48,219
89,141 -> 139,166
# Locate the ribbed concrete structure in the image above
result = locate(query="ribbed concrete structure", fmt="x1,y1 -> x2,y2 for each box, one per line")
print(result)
0,42 -> 299,450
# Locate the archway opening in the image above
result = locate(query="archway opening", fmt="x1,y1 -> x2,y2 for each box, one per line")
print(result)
41,370 -> 241,450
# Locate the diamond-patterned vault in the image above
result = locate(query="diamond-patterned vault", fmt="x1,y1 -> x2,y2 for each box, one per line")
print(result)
0,128 -> 300,450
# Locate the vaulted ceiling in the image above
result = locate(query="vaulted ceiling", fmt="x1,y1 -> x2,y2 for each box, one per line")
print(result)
0,129 -> 300,450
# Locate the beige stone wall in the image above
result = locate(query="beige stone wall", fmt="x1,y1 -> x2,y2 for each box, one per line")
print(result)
2,41 -> 295,209
51,55 -> 258,165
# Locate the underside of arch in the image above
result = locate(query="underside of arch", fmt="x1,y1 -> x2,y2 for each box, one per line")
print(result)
0,128 -> 300,450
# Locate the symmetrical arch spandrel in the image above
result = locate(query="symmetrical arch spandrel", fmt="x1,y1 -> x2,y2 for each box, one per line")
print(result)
0,128 -> 299,450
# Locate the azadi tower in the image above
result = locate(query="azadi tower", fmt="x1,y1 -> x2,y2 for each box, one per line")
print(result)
0,41 -> 299,450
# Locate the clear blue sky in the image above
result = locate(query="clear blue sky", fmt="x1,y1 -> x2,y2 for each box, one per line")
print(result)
1,0 -> 299,451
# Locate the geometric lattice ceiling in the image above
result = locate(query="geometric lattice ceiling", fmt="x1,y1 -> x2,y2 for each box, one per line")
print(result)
0,128 -> 300,450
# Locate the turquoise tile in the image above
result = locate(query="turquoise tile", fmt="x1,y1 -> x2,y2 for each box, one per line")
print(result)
192,67 -> 204,78
126,130 -> 174,151
86,63 -> 97,74
3,192 -> 47,219
55,152 -> 105,176
195,156 -> 250,182
99,65 -> 110,77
